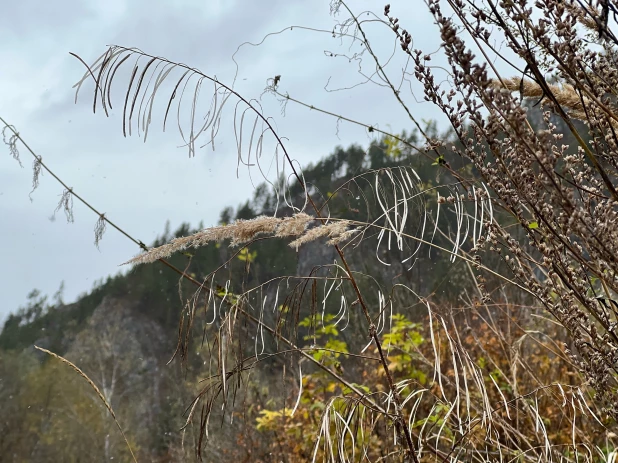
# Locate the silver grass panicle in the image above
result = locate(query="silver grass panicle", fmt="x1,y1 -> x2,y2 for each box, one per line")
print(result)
125,213 -> 358,266
490,78 -> 586,113
326,227 -> 360,246
489,77 -> 618,128
288,220 -> 356,250
124,215 -> 295,265
228,216 -> 283,246
562,1 -> 604,34
274,212 -> 314,237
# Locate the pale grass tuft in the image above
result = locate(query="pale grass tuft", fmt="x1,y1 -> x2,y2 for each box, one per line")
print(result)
274,212 -> 313,237
34,345 -> 138,463
125,213 -> 314,266
491,78 -> 584,112
327,227 -> 360,246
124,213 -> 356,265
490,77 -> 618,128
289,220 -> 355,250
563,2 -> 601,32
229,216 -> 282,246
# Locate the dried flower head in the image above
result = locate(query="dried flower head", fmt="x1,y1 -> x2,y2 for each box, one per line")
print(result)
125,213 -> 360,265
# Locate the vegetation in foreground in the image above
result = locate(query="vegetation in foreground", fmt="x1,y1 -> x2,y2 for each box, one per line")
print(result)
3,0 -> 618,461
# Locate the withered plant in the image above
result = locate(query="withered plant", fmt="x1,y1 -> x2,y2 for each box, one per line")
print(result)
6,0 -> 618,461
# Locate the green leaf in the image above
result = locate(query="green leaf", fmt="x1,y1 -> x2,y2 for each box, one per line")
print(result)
528,221 -> 539,229
237,248 -> 257,263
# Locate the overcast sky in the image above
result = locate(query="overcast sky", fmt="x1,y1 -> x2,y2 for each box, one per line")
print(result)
1,0 -> 452,321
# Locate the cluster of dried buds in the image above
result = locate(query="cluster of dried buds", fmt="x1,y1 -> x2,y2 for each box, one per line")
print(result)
384,4 -> 411,50
385,0 -> 618,420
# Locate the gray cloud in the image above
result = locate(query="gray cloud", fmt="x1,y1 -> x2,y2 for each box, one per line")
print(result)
0,0 -> 95,36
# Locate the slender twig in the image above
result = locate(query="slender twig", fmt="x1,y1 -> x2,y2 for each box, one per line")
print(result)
34,346 -> 139,463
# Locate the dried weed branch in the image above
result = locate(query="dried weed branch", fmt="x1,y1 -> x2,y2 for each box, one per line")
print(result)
10,0 -> 618,461
385,0 -> 618,430
34,345 -> 139,463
